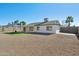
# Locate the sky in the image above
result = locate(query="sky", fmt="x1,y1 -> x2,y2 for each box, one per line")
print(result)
0,3 -> 79,26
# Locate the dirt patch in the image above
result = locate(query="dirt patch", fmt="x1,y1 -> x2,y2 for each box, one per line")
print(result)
0,33 -> 78,56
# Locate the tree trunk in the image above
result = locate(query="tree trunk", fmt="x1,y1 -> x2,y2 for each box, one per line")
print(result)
20,23 -> 23,32
68,22 -> 71,27
2,26 -> 4,32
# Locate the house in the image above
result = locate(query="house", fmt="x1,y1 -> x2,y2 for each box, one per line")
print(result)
24,18 -> 60,34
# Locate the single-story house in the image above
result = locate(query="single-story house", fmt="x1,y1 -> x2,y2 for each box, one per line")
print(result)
24,18 -> 60,34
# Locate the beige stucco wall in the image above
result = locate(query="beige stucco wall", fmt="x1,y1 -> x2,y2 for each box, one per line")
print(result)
26,25 -> 60,33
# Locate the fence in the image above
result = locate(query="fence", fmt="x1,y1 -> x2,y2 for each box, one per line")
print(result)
60,27 -> 78,34
0,27 -> 22,32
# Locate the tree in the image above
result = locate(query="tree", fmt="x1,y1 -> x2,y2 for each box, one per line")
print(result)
20,21 -> 26,31
7,23 -> 12,27
8,20 -> 26,32
13,20 -> 19,32
66,16 -> 73,27
10,20 -> 19,32
20,21 -> 26,25
2,26 -> 5,32
11,22 -> 15,31
14,20 -> 19,25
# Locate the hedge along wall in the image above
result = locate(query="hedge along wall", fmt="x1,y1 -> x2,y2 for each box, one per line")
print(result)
60,27 -> 78,34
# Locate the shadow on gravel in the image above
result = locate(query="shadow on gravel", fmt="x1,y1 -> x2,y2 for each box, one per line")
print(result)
76,34 -> 79,40
24,32 -> 53,35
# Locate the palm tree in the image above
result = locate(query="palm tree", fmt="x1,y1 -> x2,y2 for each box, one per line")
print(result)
2,26 -> 4,32
11,20 -> 19,32
66,16 -> 73,27
11,22 -> 15,31
14,20 -> 19,25
7,23 -> 12,27
20,21 -> 26,25
20,21 -> 26,31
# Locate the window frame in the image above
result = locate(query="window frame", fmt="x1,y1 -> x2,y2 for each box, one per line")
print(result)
37,26 -> 40,30
46,26 -> 52,31
29,26 -> 34,31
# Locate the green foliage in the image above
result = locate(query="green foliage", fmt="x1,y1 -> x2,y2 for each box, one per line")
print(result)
14,20 -> 19,25
9,20 -> 26,26
20,21 -> 26,25
65,16 -> 73,27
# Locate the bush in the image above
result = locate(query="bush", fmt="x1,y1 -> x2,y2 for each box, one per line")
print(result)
15,30 -> 17,32
60,27 -> 78,34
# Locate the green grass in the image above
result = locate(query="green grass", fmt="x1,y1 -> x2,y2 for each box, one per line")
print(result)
4,32 -> 31,36
5,32 -> 24,34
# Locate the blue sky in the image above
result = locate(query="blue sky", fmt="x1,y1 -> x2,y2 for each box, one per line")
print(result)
0,3 -> 79,26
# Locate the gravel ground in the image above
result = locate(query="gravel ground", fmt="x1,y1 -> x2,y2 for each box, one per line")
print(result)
0,32 -> 79,56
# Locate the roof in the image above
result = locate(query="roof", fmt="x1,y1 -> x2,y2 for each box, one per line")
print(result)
27,20 -> 60,26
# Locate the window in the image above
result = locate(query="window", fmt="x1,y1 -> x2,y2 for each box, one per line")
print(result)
23,27 -> 26,32
46,26 -> 52,31
29,27 -> 34,31
37,26 -> 40,30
